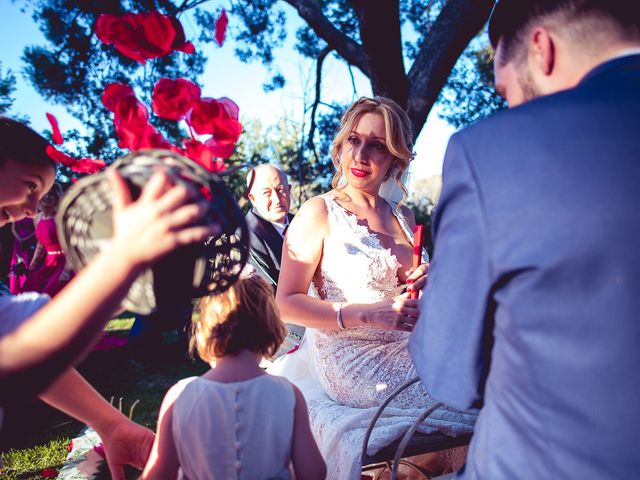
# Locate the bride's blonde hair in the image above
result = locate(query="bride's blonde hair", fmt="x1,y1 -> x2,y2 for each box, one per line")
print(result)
330,97 -> 415,207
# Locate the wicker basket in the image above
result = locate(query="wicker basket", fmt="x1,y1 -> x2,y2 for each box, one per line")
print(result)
57,149 -> 249,314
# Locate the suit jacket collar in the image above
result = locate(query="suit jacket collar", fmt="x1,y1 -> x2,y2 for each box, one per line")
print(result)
580,53 -> 640,86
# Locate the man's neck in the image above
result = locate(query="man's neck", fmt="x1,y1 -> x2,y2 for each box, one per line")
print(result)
574,42 -> 640,82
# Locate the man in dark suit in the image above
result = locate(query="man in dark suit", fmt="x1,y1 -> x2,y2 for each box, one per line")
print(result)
245,164 -> 302,352
410,1 -> 640,478
245,164 -> 293,286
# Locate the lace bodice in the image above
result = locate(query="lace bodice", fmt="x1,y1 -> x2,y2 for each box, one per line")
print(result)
315,195 -> 408,304
311,195 -> 429,408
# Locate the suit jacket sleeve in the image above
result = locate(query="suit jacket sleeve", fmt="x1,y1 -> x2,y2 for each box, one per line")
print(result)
247,233 -> 278,287
409,133 -> 493,410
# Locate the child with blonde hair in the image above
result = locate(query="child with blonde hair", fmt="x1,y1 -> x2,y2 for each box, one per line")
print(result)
142,267 -> 326,479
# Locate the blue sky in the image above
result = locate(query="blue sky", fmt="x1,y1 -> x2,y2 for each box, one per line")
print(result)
0,2 -> 453,180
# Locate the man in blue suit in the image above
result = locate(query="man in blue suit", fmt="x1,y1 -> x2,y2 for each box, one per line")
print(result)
410,1 -> 640,478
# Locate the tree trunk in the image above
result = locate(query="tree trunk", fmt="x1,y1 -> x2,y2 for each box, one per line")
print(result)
350,0 -> 409,106
405,0 -> 495,139
286,0 -> 495,140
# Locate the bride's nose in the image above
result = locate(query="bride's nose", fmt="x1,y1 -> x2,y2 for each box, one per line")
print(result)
353,144 -> 369,164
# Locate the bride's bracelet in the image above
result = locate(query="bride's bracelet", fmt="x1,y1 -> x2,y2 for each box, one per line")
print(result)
336,302 -> 346,331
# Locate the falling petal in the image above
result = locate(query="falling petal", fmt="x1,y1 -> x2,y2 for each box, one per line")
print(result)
45,113 -> 63,145
214,9 -> 229,47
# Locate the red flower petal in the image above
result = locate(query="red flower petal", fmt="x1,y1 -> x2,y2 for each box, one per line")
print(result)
41,468 -> 58,478
184,139 -> 215,170
186,98 -> 223,135
178,41 -> 195,54
46,145 -> 76,168
214,9 -> 229,47
152,77 -> 201,121
169,17 -> 195,55
199,186 -> 213,201
94,443 -> 106,458
205,137 -> 235,161
211,117 -> 243,144
67,441 -> 74,452
114,96 -> 149,128
46,113 -> 64,145
96,14 -> 147,64
72,158 -> 106,174
136,12 -> 176,58
116,123 -> 171,151
95,12 -> 193,63
217,97 -> 240,120
102,83 -> 135,112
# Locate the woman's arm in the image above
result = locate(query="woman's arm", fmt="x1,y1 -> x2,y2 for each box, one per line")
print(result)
40,368 -> 155,480
276,197 -> 419,332
140,383 -> 182,479
291,385 -> 326,480
28,240 -> 45,271
0,170 -> 219,401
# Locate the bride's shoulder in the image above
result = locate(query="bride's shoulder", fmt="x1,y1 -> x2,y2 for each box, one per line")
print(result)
296,195 -> 330,220
287,196 -> 330,243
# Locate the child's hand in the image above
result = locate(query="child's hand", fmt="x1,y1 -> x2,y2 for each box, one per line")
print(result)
107,169 -> 220,271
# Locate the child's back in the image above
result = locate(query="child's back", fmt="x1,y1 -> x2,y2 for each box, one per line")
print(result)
172,373 -> 295,480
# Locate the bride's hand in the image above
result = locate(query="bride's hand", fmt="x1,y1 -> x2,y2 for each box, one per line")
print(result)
361,292 -> 419,332
405,262 -> 429,296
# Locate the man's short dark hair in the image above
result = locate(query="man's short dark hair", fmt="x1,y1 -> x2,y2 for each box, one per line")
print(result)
489,1 -> 640,61
0,116 -> 55,168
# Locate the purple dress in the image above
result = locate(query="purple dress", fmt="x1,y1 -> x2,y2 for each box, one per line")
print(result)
22,218 -> 68,297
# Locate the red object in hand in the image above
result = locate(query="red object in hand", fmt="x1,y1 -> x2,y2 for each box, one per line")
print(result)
410,224 -> 424,299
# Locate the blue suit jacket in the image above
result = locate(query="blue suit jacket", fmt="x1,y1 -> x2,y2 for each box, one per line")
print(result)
410,55 -> 640,479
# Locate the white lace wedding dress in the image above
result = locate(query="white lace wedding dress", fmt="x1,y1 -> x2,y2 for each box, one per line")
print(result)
269,195 -> 476,479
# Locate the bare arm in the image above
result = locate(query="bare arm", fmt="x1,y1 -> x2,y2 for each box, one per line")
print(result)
141,383 -> 183,479
291,385 -> 326,480
40,368 -> 155,480
28,240 -> 45,271
276,197 -> 419,332
0,170 -> 219,401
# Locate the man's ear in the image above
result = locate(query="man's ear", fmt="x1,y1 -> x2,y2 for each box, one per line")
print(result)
247,192 -> 255,202
529,27 -> 555,76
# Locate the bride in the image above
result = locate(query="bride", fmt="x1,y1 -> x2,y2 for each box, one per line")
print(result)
272,97 -> 475,478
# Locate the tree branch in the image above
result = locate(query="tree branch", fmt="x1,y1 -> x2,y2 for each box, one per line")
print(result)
307,46 -> 332,164
283,0 -> 371,77
406,0 -> 494,139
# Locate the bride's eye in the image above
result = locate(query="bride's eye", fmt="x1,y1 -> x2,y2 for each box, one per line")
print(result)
347,135 -> 359,145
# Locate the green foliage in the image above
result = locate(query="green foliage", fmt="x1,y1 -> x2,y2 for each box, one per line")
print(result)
1,437 -> 70,480
20,0 -> 212,161
222,116 -> 305,206
0,62 -> 17,116
17,0 -> 499,191
439,42 -> 507,128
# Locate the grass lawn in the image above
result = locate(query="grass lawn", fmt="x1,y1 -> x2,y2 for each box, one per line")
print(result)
0,315 -> 208,479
